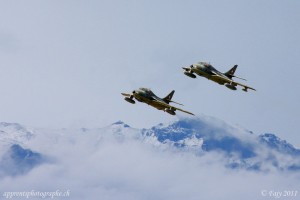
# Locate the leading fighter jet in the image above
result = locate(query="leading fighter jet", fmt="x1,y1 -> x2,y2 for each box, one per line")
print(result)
121,88 -> 194,116
182,62 -> 256,92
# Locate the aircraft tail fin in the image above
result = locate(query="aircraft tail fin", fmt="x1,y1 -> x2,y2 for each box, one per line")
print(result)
163,90 -> 175,104
163,90 -> 184,105
224,65 -> 238,79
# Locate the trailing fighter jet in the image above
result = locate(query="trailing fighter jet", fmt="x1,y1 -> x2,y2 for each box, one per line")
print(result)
182,62 -> 256,92
121,88 -> 194,116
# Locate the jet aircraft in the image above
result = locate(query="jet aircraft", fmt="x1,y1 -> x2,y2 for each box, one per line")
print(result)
182,62 -> 256,92
121,88 -> 194,116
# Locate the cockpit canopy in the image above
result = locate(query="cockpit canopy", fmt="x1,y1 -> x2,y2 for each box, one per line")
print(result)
139,88 -> 154,95
197,62 -> 216,71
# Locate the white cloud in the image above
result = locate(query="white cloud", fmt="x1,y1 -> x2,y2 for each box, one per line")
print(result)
0,127 -> 299,200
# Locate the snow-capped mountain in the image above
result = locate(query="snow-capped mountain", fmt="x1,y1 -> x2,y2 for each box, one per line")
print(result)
0,116 -> 300,177
0,123 -> 44,177
141,117 -> 300,172
0,122 -> 33,149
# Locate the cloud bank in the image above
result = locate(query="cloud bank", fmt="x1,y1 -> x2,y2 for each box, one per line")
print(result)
0,123 -> 299,200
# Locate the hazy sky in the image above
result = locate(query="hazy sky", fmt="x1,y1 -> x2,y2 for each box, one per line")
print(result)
0,1 -> 299,146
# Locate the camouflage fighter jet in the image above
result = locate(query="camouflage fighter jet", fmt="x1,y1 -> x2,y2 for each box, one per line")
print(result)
121,88 -> 194,115
182,62 -> 256,92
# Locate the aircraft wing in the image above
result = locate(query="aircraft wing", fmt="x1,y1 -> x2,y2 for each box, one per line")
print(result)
172,106 -> 195,115
233,81 -> 256,91
211,72 -> 231,82
154,100 -> 194,116
211,74 -> 256,91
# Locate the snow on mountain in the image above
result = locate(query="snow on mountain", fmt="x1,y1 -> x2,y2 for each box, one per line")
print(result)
0,122 -> 34,144
0,116 -> 300,177
101,120 -> 141,141
1,117 -> 300,200
141,117 -> 300,172
259,133 -> 300,156
0,123 -> 47,176
0,122 -> 35,158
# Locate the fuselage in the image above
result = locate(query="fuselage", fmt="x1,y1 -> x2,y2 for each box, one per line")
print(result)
190,62 -> 230,85
133,88 -> 167,110
122,88 -> 193,115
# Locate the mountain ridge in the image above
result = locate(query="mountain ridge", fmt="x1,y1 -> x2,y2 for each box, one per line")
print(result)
0,116 -> 299,176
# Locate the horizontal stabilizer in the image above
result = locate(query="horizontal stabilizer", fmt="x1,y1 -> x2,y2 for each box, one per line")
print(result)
169,100 -> 184,106
233,75 -> 247,81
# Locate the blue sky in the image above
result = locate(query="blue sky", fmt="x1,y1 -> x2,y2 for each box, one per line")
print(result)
0,0 -> 299,146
